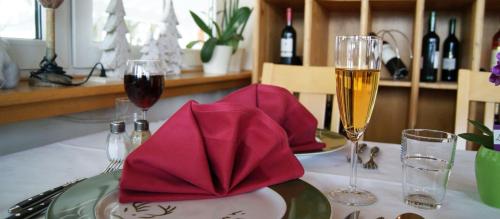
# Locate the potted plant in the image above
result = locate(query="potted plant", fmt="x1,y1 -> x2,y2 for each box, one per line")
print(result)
459,53 -> 500,209
187,0 -> 252,75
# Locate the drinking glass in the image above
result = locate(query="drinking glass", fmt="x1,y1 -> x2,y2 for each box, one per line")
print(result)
124,60 -> 165,120
401,129 -> 457,209
330,35 -> 382,206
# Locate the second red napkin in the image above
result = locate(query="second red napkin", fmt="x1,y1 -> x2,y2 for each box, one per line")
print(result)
219,84 -> 325,152
119,100 -> 304,203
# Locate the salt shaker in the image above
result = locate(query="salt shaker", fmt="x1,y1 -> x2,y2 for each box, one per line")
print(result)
106,121 -> 131,161
130,119 -> 151,151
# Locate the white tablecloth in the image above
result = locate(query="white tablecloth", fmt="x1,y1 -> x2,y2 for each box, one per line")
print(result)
1,122 -> 499,219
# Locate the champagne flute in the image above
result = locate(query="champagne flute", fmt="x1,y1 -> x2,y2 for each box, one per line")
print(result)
330,35 -> 382,206
124,60 -> 165,120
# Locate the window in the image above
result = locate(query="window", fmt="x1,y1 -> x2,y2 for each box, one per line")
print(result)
0,0 -> 41,39
91,0 -> 213,48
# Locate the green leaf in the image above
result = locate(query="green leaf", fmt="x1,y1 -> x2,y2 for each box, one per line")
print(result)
458,133 -> 494,149
468,119 -> 493,137
190,11 -> 212,37
186,40 -> 202,49
201,38 -> 217,62
212,21 -> 222,38
220,26 -> 237,42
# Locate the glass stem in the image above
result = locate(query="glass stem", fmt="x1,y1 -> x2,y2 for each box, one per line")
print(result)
349,140 -> 358,192
141,110 -> 147,120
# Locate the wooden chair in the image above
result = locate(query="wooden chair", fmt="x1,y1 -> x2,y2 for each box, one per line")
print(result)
455,69 -> 499,150
261,62 -> 340,132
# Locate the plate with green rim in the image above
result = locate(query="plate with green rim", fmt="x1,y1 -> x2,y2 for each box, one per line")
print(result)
295,129 -> 347,158
46,171 -> 331,219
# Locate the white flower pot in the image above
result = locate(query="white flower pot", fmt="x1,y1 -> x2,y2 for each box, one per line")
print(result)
203,45 -> 232,76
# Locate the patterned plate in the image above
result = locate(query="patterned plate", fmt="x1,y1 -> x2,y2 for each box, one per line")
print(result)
46,171 -> 331,219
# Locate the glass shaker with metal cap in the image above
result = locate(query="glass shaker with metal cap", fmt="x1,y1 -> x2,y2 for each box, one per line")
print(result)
106,121 -> 132,161
130,119 -> 152,151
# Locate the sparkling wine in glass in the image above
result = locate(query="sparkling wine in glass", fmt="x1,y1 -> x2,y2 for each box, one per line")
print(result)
330,35 -> 382,206
124,60 -> 165,120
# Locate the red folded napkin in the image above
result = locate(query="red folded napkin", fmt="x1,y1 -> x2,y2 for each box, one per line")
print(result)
119,100 -> 304,203
219,84 -> 325,153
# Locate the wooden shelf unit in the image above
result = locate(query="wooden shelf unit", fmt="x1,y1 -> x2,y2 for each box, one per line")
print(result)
253,0 -> 495,143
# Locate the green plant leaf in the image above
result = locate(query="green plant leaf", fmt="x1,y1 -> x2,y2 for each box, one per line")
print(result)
468,119 -> 493,137
186,40 -> 202,49
220,26 -> 237,42
201,38 -> 217,62
458,133 -> 493,149
190,11 -> 212,37
212,21 -> 223,38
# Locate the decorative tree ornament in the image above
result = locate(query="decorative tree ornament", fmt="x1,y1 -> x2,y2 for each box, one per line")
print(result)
99,0 -> 130,78
140,32 -> 161,60
156,0 -> 182,74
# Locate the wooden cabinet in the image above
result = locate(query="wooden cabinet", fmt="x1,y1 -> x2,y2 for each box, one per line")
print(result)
253,0 -> 499,143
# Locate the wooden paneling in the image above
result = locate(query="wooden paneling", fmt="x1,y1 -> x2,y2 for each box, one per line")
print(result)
365,87 -> 410,143
0,72 -> 251,125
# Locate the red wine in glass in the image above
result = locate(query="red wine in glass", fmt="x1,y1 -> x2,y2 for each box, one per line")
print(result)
124,74 -> 164,109
124,60 -> 165,120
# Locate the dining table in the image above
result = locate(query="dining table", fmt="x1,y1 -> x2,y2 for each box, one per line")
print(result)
1,120 -> 499,219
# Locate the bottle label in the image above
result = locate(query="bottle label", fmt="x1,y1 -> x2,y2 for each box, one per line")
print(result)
494,125 -> 500,151
442,58 -> 456,70
492,48 -> 500,68
281,38 -> 293,58
433,51 -> 440,69
382,44 -> 397,64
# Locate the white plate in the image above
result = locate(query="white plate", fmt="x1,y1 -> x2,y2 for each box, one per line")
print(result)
95,188 -> 286,219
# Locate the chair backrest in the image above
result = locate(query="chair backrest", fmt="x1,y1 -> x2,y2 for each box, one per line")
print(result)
261,62 -> 340,132
455,69 -> 500,150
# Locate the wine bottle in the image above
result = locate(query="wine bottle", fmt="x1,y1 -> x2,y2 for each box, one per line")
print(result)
382,41 -> 408,79
491,29 -> 500,68
280,8 -> 298,65
420,11 -> 440,82
441,18 -> 459,81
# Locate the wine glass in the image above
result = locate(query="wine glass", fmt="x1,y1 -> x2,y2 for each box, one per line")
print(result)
330,35 -> 382,206
124,60 -> 165,120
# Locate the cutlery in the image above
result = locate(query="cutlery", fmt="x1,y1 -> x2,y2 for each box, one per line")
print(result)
344,210 -> 360,219
347,143 -> 367,163
7,159 -> 123,218
6,195 -> 56,219
8,179 -> 84,214
396,212 -> 424,219
363,146 -> 380,169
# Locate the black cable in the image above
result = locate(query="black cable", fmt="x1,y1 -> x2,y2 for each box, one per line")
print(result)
30,61 -> 107,86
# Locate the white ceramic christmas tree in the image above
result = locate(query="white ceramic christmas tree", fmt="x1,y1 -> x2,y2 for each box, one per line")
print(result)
100,0 -> 130,78
140,32 -> 161,60
156,0 -> 182,74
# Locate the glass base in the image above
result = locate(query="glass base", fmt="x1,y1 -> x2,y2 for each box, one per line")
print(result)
404,194 -> 441,209
329,188 -> 377,206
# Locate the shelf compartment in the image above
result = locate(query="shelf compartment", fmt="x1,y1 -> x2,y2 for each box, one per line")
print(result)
254,0 -> 305,79
304,0 -> 361,66
371,3 -> 416,80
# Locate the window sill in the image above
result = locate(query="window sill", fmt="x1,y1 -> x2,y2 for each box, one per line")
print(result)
0,71 -> 251,125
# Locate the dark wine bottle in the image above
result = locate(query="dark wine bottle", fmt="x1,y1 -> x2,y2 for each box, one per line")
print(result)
280,8 -> 298,65
420,11 -> 440,82
382,41 -> 409,79
441,18 -> 459,81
